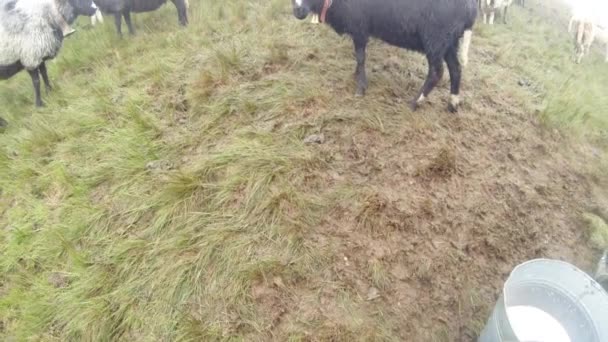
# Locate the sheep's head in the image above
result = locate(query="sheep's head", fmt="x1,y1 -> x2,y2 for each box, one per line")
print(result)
68,0 -> 97,17
292,0 -> 324,20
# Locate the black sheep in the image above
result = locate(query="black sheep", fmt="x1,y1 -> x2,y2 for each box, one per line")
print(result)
292,0 -> 477,112
93,0 -> 188,36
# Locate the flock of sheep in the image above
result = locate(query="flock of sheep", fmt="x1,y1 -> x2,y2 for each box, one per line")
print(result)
0,0 -> 605,128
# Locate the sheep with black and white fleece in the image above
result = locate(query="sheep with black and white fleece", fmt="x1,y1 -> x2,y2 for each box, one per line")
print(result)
479,0 -> 514,25
0,0 -> 97,107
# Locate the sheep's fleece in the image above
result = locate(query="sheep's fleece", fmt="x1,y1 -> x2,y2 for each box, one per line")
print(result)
0,0 -> 65,69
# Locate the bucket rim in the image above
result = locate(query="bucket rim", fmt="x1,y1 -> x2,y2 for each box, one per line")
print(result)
500,258 -> 607,341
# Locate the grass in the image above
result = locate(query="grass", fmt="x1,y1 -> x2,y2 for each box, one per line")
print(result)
1,0 -> 608,340
584,213 -> 608,250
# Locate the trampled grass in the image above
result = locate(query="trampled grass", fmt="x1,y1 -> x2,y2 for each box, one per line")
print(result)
1,0 -> 608,340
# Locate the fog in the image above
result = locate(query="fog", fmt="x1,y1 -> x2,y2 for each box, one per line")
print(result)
562,0 -> 608,26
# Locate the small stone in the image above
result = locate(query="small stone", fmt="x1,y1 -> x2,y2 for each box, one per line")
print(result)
304,133 -> 325,145
366,287 -> 380,301
273,276 -> 285,289
146,160 -> 175,171
146,161 -> 159,170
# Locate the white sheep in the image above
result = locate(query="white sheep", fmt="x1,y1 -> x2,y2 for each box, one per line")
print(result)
0,0 -> 97,107
569,14 -> 596,63
480,0 -> 514,25
594,25 -> 608,63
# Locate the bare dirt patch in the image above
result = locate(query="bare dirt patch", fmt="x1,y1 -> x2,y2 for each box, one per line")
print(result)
253,44 -> 603,340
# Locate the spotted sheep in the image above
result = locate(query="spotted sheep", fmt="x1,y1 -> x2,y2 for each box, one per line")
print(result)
292,0 -> 477,113
479,0 -> 514,25
0,0 -> 97,107
569,13 -> 597,64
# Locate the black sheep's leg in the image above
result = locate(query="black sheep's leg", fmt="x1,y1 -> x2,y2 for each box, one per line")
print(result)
28,68 -> 43,107
114,13 -> 123,36
353,36 -> 369,96
124,11 -> 135,35
444,46 -> 462,113
411,54 -> 444,111
39,62 -> 52,94
171,0 -> 189,26
503,6 -> 509,24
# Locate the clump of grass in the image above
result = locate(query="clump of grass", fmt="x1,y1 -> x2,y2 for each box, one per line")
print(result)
368,259 -> 390,291
583,213 -> 608,250
417,147 -> 456,179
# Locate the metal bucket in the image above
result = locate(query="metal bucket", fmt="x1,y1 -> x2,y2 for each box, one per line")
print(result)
596,251 -> 608,291
479,258 -> 608,342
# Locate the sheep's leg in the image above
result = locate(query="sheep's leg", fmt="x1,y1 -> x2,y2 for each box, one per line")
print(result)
39,62 -> 52,94
503,6 -> 509,24
445,47 -> 462,113
123,11 -> 135,35
114,13 -> 123,36
171,0 -> 189,26
489,11 -> 495,25
411,55 -> 444,111
459,30 -> 473,67
483,13 -> 487,24
27,68 -> 43,107
353,37 -> 369,97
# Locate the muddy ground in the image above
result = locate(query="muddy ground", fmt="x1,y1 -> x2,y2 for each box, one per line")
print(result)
248,40 -> 605,341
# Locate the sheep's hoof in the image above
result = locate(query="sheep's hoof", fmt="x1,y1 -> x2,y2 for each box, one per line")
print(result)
409,101 -> 418,111
0,117 -> 7,130
448,95 -> 461,113
448,103 -> 459,113
355,89 -> 366,97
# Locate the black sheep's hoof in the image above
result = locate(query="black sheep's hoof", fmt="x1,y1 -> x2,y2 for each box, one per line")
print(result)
409,101 -> 418,111
448,95 -> 460,113
355,90 -> 365,97
448,102 -> 459,113
0,117 -> 7,130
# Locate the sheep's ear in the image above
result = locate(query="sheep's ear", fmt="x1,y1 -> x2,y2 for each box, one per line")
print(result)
311,14 -> 319,24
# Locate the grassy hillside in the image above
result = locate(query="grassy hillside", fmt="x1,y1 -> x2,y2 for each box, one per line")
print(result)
1,0 -> 607,340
